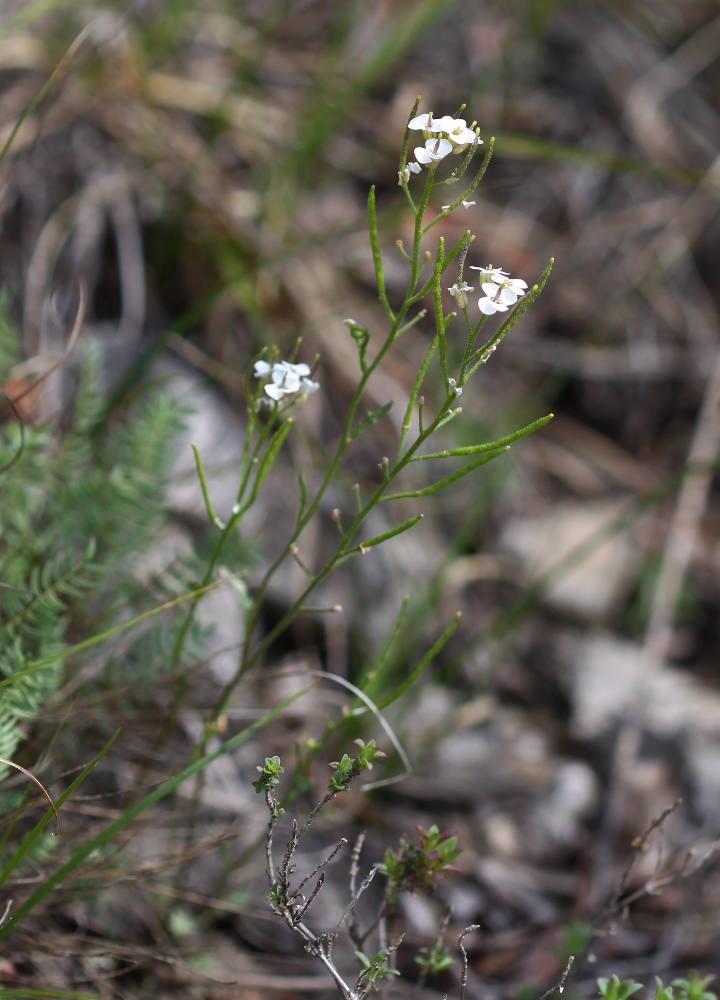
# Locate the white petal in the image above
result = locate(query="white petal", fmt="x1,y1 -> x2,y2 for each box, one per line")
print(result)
431,115 -> 457,132
414,146 -> 434,165
254,360 -> 271,377
300,378 -> 320,395
499,287 -> 518,305
424,137 -> 452,159
482,282 -> 501,297
408,161 -> 422,173
265,383 -> 285,400
478,298 -> 499,315
449,127 -> 477,146
509,279 -> 527,291
288,362 -> 311,377
272,369 -> 300,393
408,114 -> 432,130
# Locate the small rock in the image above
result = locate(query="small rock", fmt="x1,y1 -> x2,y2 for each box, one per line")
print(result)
500,499 -> 636,619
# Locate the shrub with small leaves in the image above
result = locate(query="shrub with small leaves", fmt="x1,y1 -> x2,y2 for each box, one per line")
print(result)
415,939 -> 455,974
673,974 -> 717,1000
355,950 -> 401,991
597,977 -> 643,1000
252,755 -> 284,794
328,739 -> 385,793
378,824 -> 462,902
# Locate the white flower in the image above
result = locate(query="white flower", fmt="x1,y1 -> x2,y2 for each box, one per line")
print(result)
478,279 -> 526,314
445,118 -> 479,151
299,377 -> 320,395
408,112 -> 437,132
447,280 -> 474,308
478,288 -> 510,315
471,266 -> 527,314
255,359 -> 319,401
398,163 -> 422,184
428,114 -> 458,133
414,137 -> 453,166
470,265 -> 510,283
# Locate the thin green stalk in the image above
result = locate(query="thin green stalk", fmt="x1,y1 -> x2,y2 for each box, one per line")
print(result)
214,382 -> 459,717
433,239 -> 449,385
398,334 -> 438,458
368,187 -> 394,321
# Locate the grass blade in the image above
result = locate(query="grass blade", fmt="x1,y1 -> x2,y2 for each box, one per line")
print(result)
0,689 -> 311,940
0,732 -> 119,891
378,613 -> 461,709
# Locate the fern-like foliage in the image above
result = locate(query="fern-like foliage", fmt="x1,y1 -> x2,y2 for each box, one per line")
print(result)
0,296 -> 188,772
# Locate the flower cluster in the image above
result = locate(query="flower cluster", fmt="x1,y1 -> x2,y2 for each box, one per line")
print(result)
407,112 -> 480,170
469,265 -> 527,315
446,265 -> 527,316
254,359 -> 319,401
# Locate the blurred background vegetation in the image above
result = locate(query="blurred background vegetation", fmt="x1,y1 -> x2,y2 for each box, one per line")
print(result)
1,0 -> 720,996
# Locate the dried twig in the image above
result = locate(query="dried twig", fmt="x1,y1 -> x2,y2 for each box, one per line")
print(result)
539,956 -> 574,1000
458,925 -> 480,1000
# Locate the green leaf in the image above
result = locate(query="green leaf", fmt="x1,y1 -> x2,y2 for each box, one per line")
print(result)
597,976 -> 643,1000
672,974 -> 717,1000
377,612 -> 461,710
361,594 -> 409,693
655,979 -> 675,1000
368,187 -> 392,320
253,419 -> 294,494
381,448 -> 508,500
192,444 -> 225,529
409,413 -> 553,461
349,515 -> 422,553
350,401 -> 394,442
345,320 -> 370,373
398,335 -> 438,457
